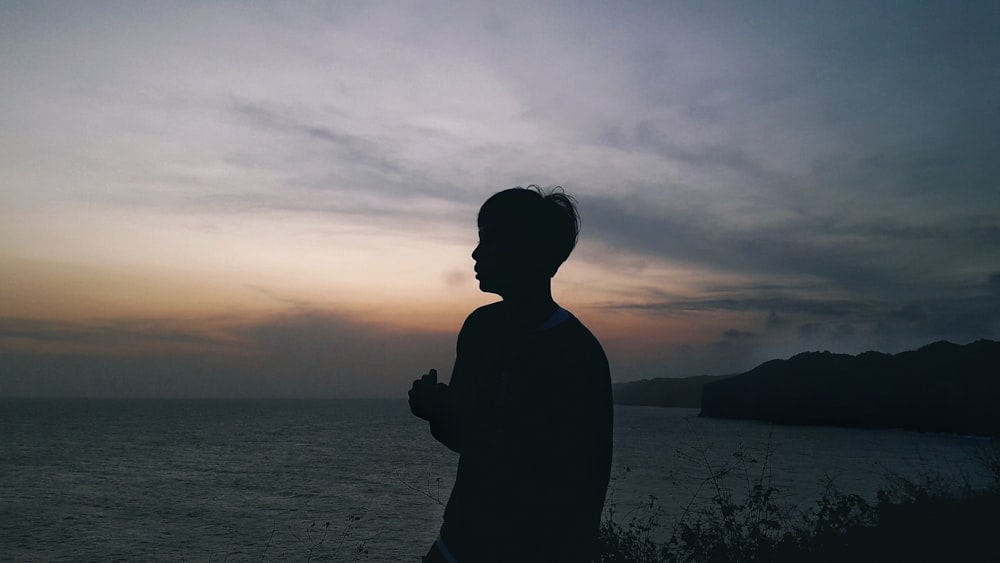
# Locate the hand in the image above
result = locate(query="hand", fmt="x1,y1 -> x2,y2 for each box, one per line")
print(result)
408,368 -> 448,421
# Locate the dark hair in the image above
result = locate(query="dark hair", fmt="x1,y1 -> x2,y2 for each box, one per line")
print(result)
477,185 -> 580,277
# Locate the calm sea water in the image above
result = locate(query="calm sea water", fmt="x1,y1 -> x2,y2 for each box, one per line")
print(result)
0,399 -> 992,562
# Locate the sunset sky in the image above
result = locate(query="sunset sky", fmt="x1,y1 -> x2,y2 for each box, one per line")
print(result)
2,1 -> 998,397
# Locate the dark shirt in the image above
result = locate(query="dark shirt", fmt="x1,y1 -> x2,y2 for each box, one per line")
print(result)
430,302 -> 613,562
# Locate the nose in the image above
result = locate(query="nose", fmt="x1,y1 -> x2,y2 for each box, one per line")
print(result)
472,243 -> 481,261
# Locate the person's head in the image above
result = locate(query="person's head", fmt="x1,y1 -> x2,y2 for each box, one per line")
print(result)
472,185 -> 580,297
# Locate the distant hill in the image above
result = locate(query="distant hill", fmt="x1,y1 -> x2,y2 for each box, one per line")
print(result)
612,374 -> 735,408
700,339 -> 1000,437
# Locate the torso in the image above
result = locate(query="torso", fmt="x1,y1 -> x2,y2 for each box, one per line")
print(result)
441,302 -> 613,561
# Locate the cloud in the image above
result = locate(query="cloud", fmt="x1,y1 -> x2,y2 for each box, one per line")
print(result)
0,317 -> 232,353
0,310 -> 455,398
798,323 -> 855,341
765,312 -> 788,329
579,190 -> 999,304
597,292 -> 865,319
723,329 -> 754,341
228,99 -> 407,182
2,1 -> 999,390
870,296 -> 1000,351
443,268 -> 471,291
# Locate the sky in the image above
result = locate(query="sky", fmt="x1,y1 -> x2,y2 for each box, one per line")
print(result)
2,1 -> 998,398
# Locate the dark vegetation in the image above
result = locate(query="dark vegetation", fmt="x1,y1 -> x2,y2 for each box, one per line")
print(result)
260,441 -> 999,562
595,439 -> 1000,563
601,340 -> 1000,560
258,338 -> 997,560
701,340 -> 1000,437
252,438 -> 1000,562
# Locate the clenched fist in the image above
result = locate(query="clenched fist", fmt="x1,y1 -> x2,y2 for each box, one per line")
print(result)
408,368 -> 449,421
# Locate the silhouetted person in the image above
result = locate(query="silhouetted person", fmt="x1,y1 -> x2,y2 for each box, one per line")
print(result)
409,186 -> 613,562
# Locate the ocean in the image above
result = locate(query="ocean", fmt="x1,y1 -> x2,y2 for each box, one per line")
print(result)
1,399 -> 992,562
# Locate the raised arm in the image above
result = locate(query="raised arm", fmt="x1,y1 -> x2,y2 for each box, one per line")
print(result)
409,307 -> 494,453
436,319 -> 489,454
408,367 -> 462,453
428,383 -> 462,453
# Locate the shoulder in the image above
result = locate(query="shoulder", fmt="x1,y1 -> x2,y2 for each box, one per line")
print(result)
461,302 -> 505,330
551,310 -> 597,342
456,302 -> 505,347
556,315 -> 609,367
468,301 -> 506,320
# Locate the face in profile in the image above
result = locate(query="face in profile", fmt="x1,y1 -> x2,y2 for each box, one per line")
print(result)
472,221 -> 542,297
472,223 -> 513,295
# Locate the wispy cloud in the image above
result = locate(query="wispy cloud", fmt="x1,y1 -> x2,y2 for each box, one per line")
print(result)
0,317 -> 238,355
0,309 -> 454,397
227,99 -> 408,183
1,1 -> 998,393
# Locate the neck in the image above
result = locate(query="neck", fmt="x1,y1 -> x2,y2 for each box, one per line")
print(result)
499,280 -> 557,328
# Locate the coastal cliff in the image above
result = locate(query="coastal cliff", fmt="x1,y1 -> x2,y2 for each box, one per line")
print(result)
700,339 -> 1000,436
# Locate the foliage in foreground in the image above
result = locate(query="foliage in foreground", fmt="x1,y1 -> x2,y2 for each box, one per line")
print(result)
239,440 -> 999,562
595,440 -> 1000,563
